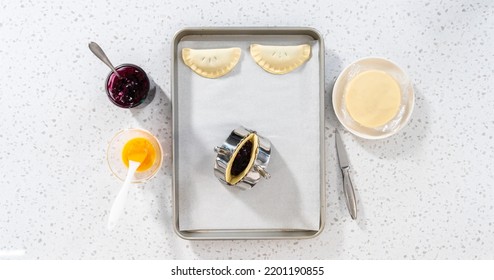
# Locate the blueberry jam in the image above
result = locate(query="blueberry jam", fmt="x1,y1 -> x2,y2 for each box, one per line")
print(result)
231,140 -> 253,176
106,65 -> 150,108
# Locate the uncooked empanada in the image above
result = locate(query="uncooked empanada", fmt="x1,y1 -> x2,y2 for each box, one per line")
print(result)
182,47 -> 241,78
249,44 -> 311,74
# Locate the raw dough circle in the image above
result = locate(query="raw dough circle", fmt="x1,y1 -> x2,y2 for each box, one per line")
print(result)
345,70 -> 401,128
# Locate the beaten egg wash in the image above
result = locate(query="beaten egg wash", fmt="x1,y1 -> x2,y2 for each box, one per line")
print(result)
345,70 -> 401,128
121,137 -> 156,172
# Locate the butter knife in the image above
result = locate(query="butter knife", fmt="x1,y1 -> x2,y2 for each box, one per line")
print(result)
335,130 -> 357,220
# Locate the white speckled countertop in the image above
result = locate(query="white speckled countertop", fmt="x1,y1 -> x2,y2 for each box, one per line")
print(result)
0,0 -> 493,259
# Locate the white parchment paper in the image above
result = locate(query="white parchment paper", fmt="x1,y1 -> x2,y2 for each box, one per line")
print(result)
177,35 -> 321,230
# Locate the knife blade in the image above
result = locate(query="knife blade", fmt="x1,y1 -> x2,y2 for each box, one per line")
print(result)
335,130 -> 357,220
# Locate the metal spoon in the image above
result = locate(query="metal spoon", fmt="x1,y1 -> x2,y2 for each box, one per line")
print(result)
88,42 -> 122,78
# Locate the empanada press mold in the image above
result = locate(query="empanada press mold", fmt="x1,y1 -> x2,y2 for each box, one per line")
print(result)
214,126 -> 271,190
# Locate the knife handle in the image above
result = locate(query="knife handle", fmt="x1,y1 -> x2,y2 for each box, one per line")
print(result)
342,167 -> 357,220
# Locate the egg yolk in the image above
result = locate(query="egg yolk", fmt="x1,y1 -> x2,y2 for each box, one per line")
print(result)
121,137 -> 156,172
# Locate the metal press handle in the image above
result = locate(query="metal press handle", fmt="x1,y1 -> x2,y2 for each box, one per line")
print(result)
342,167 -> 357,220
254,165 -> 271,179
214,146 -> 230,156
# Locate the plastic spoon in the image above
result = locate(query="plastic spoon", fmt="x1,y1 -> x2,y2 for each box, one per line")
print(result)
88,41 -> 122,79
107,149 -> 148,230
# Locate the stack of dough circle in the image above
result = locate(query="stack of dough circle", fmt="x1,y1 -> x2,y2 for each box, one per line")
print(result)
345,70 -> 401,128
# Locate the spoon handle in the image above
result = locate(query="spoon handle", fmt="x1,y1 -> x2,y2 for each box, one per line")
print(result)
107,160 -> 140,230
88,42 -> 122,78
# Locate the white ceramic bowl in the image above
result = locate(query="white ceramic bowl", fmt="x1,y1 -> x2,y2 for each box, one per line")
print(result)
332,57 -> 415,139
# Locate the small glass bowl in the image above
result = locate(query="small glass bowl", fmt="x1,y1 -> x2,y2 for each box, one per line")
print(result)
105,63 -> 151,108
332,57 -> 415,139
107,128 -> 163,183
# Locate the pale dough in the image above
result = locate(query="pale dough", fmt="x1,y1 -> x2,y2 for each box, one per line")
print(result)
250,44 -> 311,74
345,70 -> 401,128
182,47 -> 241,78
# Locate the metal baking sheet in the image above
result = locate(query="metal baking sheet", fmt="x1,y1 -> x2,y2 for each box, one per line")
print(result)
171,27 -> 325,240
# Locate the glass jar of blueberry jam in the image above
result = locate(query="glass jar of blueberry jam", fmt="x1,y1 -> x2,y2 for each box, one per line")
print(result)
105,64 -> 151,108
